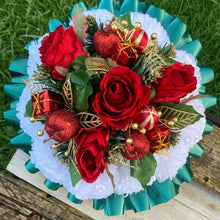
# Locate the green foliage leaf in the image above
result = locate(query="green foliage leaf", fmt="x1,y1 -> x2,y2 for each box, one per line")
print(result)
117,11 -> 134,29
25,99 -> 33,117
72,5 -> 88,45
66,69 -> 93,112
69,160 -> 82,187
68,55 -> 87,72
130,152 -> 157,189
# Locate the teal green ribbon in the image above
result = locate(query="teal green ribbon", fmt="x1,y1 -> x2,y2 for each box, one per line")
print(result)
4,0 -> 216,216
44,179 -> 61,190
68,193 -> 83,204
25,159 -> 39,173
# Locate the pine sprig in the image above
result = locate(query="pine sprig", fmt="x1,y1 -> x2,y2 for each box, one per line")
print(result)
85,15 -> 99,56
132,39 -> 177,86
33,64 -> 62,92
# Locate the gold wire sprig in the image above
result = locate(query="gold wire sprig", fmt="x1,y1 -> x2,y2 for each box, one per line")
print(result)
63,78 -> 74,110
33,64 -> 52,80
156,105 -> 200,130
76,112 -> 103,130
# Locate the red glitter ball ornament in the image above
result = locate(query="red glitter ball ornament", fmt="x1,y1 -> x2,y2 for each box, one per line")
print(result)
93,28 -> 120,58
123,130 -> 150,160
45,109 -> 79,142
134,105 -> 159,131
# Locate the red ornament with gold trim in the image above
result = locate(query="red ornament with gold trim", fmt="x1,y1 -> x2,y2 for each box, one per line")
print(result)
31,90 -> 64,118
45,109 -> 79,143
146,124 -> 171,153
123,130 -> 150,160
133,105 -> 159,131
110,28 -> 148,68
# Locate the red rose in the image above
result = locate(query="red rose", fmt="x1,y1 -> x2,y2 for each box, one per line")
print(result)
92,66 -> 151,130
75,125 -> 113,183
151,62 -> 197,104
39,25 -> 87,80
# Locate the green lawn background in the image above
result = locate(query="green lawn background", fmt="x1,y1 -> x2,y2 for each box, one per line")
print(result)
0,0 -> 219,171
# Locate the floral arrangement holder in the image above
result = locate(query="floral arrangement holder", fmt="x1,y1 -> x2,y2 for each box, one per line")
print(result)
4,0 -> 216,216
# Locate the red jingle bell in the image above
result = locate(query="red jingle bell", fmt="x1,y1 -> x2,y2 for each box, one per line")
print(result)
123,130 -> 150,160
134,105 -> 159,131
93,28 -> 120,58
45,109 -> 79,143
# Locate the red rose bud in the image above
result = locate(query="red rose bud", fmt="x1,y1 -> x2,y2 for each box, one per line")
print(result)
93,28 -> 120,58
39,25 -> 87,80
31,90 -> 64,118
75,125 -> 114,183
92,66 -> 151,130
134,105 -> 159,131
146,124 -> 170,154
45,109 -> 79,143
151,62 -> 197,104
123,130 -> 150,160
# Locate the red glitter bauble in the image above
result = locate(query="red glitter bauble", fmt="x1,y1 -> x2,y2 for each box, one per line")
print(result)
45,109 -> 79,142
93,29 -> 120,58
123,130 -> 150,160
134,105 -> 159,131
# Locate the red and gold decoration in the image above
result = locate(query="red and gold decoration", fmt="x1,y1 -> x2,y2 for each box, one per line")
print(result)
45,109 -> 79,142
123,130 -> 150,160
31,90 -> 64,117
133,105 -> 159,131
146,124 -> 171,154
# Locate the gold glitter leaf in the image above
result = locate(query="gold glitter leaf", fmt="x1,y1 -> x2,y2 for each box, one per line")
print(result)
156,104 -> 202,130
85,57 -> 117,73
63,78 -> 73,109
77,112 -> 103,130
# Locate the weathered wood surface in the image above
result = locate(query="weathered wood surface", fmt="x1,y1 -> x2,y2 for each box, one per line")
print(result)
5,149 -> 220,220
0,172 -> 93,220
192,124 -> 220,194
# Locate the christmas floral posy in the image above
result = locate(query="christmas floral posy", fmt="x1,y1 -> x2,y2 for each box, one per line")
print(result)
22,7 -> 205,199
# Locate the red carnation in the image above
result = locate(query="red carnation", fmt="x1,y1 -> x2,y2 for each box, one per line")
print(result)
151,62 -> 197,104
39,25 -> 87,80
92,66 -> 151,130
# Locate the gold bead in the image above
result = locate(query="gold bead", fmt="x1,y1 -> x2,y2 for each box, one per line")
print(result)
122,20 -> 128,27
158,111 -> 162,118
52,143 -> 59,149
106,20 -> 111,26
134,22 -> 141,30
37,130 -> 44,136
151,33 -> 157,40
126,138 -> 133,145
168,121 -> 175,127
111,24 -> 118,32
172,117 -> 178,123
131,122 -> 139,130
65,150 -> 70,157
124,28 -> 129,35
139,127 -> 146,134
30,117 -> 36,123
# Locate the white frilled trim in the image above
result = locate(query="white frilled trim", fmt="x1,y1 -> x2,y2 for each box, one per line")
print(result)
16,10 -> 205,200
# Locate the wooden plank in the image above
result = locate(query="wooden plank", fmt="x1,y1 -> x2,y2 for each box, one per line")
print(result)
5,149 -> 220,220
192,124 -> 220,193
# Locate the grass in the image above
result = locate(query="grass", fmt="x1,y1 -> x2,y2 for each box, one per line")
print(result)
0,0 -> 219,172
